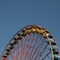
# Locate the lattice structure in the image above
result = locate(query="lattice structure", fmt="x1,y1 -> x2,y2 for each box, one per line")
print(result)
0,25 -> 60,60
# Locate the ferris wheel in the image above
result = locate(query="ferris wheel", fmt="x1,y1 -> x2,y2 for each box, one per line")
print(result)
0,25 -> 60,60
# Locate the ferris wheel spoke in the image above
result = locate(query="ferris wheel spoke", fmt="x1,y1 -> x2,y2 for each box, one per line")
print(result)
30,38 -> 45,60
42,51 -> 51,60
38,44 -> 48,60
35,44 -> 48,60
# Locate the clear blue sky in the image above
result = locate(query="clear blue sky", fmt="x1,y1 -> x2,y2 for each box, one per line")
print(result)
0,0 -> 60,55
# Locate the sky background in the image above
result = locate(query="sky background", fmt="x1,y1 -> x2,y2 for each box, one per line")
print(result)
0,0 -> 60,56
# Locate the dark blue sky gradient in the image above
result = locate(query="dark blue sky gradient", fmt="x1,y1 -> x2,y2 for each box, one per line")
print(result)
0,0 -> 60,55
